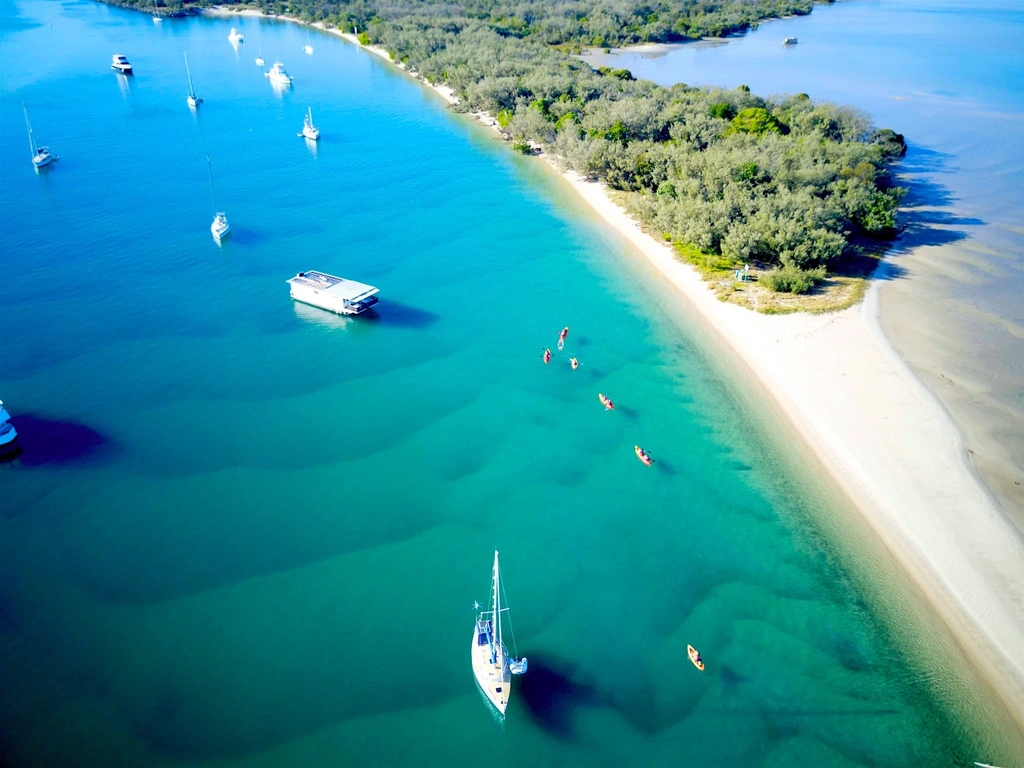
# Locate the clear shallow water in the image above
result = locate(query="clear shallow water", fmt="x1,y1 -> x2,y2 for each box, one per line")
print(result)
581,0 -> 1024,519
0,1 -> 1018,765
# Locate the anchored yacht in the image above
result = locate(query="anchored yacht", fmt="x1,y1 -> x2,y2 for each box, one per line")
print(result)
300,107 -> 320,141
265,61 -> 292,85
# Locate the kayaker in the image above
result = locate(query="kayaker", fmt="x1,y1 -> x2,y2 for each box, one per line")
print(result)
570,357 -> 579,370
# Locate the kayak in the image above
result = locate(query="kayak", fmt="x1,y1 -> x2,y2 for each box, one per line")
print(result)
557,338 -> 564,351
559,326 -> 569,341
543,348 -> 551,364
570,357 -> 579,370
634,445 -> 653,466
598,393 -> 614,410
687,644 -> 705,671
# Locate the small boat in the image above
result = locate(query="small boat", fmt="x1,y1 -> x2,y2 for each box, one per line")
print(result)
265,61 -> 292,85
557,326 -> 569,350
0,398 -> 19,456
542,348 -> 551,364
783,37 -> 798,45
228,27 -> 244,44
299,107 -> 320,141
184,52 -> 201,107
687,644 -> 705,671
634,445 -> 653,466
303,30 -> 313,54
598,393 -> 614,410
255,47 -> 265,67
23,105 -> 56,170
111,53 -> 132,74
472,551 -> 527,718
152,15 -> 162,22
206,156 -> 230,243
570,357 -> 579,370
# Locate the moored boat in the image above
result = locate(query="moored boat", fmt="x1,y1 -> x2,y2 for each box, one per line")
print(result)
783,36 -> 798,45
265,61 -> 292,85
23,105 -> 56,170
472,551 -> 527,718
286,271 -> 379,315
300,107 -> 320,141
184,52 -> 202,107
228,27 -> 244,44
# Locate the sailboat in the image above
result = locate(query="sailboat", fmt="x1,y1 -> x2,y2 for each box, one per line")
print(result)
303,30 -> 313,55
255,47 -> 265,67
206,155 -> 230,243
300,107 -> 320,141
184,52 -> 202,107
472,551 -> 527,717
23,105 -> 55,170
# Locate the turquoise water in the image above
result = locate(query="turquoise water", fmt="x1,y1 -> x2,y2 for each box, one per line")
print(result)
0,1 -> 1018,765
582,0 -> 1024,516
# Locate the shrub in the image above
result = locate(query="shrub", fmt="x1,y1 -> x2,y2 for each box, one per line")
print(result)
761,265 -> 827,294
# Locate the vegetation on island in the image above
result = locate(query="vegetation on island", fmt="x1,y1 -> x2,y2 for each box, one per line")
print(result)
113,0 -> 907,307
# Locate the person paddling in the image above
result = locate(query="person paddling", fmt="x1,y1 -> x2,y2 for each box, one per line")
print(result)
558,326 -> 569,350
570,357 -> 579,370
542,348 -> 551,364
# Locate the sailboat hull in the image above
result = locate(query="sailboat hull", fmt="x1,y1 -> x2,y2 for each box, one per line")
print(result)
471,620 -> 510,716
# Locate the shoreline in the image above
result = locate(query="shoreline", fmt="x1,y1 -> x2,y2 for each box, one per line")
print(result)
208,4 -> 1024,738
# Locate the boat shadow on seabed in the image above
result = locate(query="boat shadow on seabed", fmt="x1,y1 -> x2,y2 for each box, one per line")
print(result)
0,414 -> 116,477
514,656 -> 604,739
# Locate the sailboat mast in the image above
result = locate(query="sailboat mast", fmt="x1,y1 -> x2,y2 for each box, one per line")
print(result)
184,52 -> 195,97
23,106 -> 37,156
493,551 -> 502,661
206,155 -> 218,213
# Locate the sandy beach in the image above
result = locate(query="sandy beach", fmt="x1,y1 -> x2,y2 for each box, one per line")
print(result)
207,5 -> 1024,734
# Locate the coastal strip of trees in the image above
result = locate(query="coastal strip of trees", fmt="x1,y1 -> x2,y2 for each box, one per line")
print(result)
118,0 -> 907,293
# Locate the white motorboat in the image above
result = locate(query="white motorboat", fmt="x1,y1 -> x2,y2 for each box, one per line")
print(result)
111,53 -> 133,74
300,107 -> 320,141
228,27 -> 244,44
471,551 -> 527,718
0,398 -> 19,454
184,52 -> 202,107
206,156 -> 231,243
265,61 -> 292,85
23,106 -> 56,169
152,15 -> 162,22
784,37 -> 798,45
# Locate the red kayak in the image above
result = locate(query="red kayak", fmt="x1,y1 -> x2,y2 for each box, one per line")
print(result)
598,393 -> 614,410
542,348 -> 551,364
634,445 -> 653,466
570,357 -> 579,370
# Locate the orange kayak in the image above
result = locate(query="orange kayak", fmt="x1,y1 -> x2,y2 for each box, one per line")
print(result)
634,445 -> 653,466
688,645 -> 705,671
598,393 -> 614,410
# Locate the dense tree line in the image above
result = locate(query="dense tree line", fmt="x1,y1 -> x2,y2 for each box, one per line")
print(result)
122,0 -> 905,291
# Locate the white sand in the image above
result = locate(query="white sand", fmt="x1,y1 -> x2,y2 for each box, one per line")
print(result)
211,7 -> 1024,727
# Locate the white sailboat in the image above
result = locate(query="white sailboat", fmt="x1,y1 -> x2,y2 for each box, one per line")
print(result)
184,52 -> 202,107
303,30 -> 313,55
255,47 -> 265,67
23,105 -> 55,170
472,551 -> 527,718
300,107 -> 320,141
206,155 -> 230,243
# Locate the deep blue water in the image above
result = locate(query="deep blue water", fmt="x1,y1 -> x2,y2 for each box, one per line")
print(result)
1,1 -> 1020,765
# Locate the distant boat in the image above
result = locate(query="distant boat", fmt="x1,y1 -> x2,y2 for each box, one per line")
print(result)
152,15 -> 161,22
265,61 -> 292,85
783,37 -> 798,45
23,105 -> 56,170
300,107 -> 320,141
111,53 -> 132,74
184,52 -> 201,107
206,155 -> 230,243
303,30 -> 313,55
472,551 -> 527,718
228,27 -> 244,44
255,47 -> 265,67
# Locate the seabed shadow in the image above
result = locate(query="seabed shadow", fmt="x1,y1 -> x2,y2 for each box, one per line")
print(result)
6,414 -> 116,469
516,656 -> 603,740
362,300 -> 441,329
